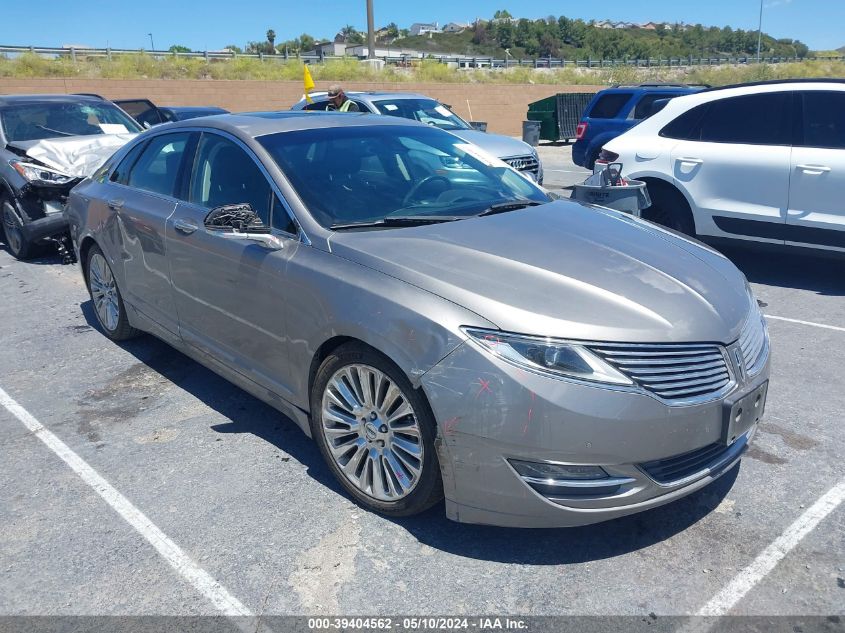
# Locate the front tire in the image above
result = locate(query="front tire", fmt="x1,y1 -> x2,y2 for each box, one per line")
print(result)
84,245 -> 140,341
1,195 -> 33,260
310,343 -> 443,517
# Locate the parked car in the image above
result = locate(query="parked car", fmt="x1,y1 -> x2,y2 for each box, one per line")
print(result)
114,99 -> 228,128
573,83 -> 707,169
67,112 -> 769,527
599,79 -> 845,254
0,94 -> 141,260
292,92 -> 543,184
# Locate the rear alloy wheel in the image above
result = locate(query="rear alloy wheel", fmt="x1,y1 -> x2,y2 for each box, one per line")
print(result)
311,344 -> 442,516
1,196 -> 32,260
643,184 -> 696,237
85,245 -> 140,341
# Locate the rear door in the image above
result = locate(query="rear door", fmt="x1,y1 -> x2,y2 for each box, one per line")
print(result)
166,131 -> 302,399
108,131 -> 195,335
666,91 -> 792,243
786,90 -> 845,252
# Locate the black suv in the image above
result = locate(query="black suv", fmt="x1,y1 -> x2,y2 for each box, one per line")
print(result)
0,94 -> 141,259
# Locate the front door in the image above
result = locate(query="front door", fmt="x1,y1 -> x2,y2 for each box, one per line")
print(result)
166,131 -> 301,400
786,90 -> 845,252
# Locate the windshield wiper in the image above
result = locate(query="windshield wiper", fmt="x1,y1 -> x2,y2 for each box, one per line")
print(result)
476,200 -> 546,218
35,125 -> 76,137
330,215 -> 465,230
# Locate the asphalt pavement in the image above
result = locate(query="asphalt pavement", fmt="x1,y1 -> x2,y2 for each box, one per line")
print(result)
0,163 -> 843,625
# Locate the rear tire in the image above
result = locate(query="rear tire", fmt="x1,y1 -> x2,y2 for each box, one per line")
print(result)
310,342 -> 443,517
1,195 -> 33,260
642,182 -> 696,237
84,244 -> 140,341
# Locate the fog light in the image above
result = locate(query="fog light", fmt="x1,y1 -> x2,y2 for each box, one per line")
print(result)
509,460 -> 608,480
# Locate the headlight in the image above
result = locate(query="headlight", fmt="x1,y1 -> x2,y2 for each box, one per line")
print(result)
10,160 -> 75,186
463,328 -> 633,385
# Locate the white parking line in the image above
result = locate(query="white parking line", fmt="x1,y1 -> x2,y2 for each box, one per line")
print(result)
764,314 -> 845,333
698,478 -> 845,617
0,385 -> 253,618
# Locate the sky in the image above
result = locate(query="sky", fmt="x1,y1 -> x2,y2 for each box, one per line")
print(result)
1,0 -> 842,52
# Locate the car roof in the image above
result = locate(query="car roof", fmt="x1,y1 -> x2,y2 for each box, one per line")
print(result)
306,92 -> 434,101
161,106 -> 228,112
162,110 -> 428,137
0,93 -> 109,106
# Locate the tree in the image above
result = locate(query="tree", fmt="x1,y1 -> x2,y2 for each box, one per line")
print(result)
340,25 -> 359,41
266,29 -> 276,53
399,28 -> 409,38
493,9 -> 512,19
168,44 -> 191,53
386,22 -> 400,39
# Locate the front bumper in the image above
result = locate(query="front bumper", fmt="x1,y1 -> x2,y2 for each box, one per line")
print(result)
421,340 -> 770,528
23,211 -> 69,242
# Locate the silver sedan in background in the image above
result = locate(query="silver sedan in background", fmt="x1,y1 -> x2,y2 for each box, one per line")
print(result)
66,112 -> 769,527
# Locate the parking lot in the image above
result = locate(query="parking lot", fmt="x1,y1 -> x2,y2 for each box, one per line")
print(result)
0,168 -> 843,626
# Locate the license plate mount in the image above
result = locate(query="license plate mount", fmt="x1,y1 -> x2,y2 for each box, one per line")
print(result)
721,381 -> 768,446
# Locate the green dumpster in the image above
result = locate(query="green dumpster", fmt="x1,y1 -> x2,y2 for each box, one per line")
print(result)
527,92 -> 595,142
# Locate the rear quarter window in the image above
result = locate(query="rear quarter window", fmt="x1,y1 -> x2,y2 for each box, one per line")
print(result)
587,93 -> 633,119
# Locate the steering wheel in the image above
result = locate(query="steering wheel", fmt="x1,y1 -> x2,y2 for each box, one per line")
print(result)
402,175 -> 451,206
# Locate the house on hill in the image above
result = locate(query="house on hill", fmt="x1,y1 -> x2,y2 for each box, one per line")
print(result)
443,22 -> 470,33
410,22 -> 441,36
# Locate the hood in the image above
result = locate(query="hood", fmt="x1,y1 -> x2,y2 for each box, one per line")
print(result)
329,201 -> 751,344
9,133 -> 137,178
448,129 -> 535,160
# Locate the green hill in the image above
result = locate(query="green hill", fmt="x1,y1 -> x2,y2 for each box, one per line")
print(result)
389,16 -> 809,60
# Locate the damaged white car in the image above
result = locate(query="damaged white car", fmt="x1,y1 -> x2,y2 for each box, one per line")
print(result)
0,94 -> 141,260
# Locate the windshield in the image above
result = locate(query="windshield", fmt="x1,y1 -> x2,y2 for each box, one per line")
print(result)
372,98 -> 471,131
258,125 -> 548,229
0,101 -> 142,142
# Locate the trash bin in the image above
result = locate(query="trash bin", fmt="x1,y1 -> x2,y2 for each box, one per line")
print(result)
572,163 -> 651,216
527,92 -> 595,142
522,120 -> 541,146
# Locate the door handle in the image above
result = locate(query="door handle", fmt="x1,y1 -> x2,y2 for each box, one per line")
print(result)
173,219 -> 199,235
796,164 -> 831,174
677,157 -> 704,165
107,199 -> 124,210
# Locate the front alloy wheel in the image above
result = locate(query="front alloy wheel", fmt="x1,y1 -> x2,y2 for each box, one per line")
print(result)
2,198 -> 31,260
311,343 -> 442,516
321,363 -> 424,501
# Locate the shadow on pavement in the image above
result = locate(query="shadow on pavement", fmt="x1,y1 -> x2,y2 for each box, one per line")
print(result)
717,245 -> 844,297
81,299 -> 738,564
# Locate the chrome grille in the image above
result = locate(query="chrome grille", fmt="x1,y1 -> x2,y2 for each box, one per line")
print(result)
738,314 -> 768,376
588,343 -> 732,403
504,154 -> 540,179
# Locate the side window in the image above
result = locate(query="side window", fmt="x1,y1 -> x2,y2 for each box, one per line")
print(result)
588,93 -> 633,119
660,104 -> 709,140
110,141 -> 147,185
303,101 -> 330,111
633,94 -> 672,120
271,195 -> 297,234
127,133 -> 191,197
697,92 -> 792,145
189,133 -> 272,225
800,91 -> 845,150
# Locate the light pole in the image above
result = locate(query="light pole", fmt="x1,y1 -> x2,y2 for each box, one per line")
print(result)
366,0 -> 375,59
148,33 -> 155,51
756,0 -> 763,63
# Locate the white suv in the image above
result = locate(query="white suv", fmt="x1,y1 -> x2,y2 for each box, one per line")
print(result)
599,80 -> 845,254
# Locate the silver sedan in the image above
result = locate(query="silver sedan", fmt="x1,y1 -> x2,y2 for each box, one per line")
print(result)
66,112 -> 770,527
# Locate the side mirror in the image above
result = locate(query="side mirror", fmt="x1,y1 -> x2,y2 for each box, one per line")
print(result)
204,204 -> 282,250
204,204 -> 264,232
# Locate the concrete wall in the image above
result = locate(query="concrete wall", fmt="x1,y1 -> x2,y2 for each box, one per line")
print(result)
0,78 -> 601,136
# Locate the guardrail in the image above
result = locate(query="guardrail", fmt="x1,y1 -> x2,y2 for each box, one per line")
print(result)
1,45 -> 840,69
